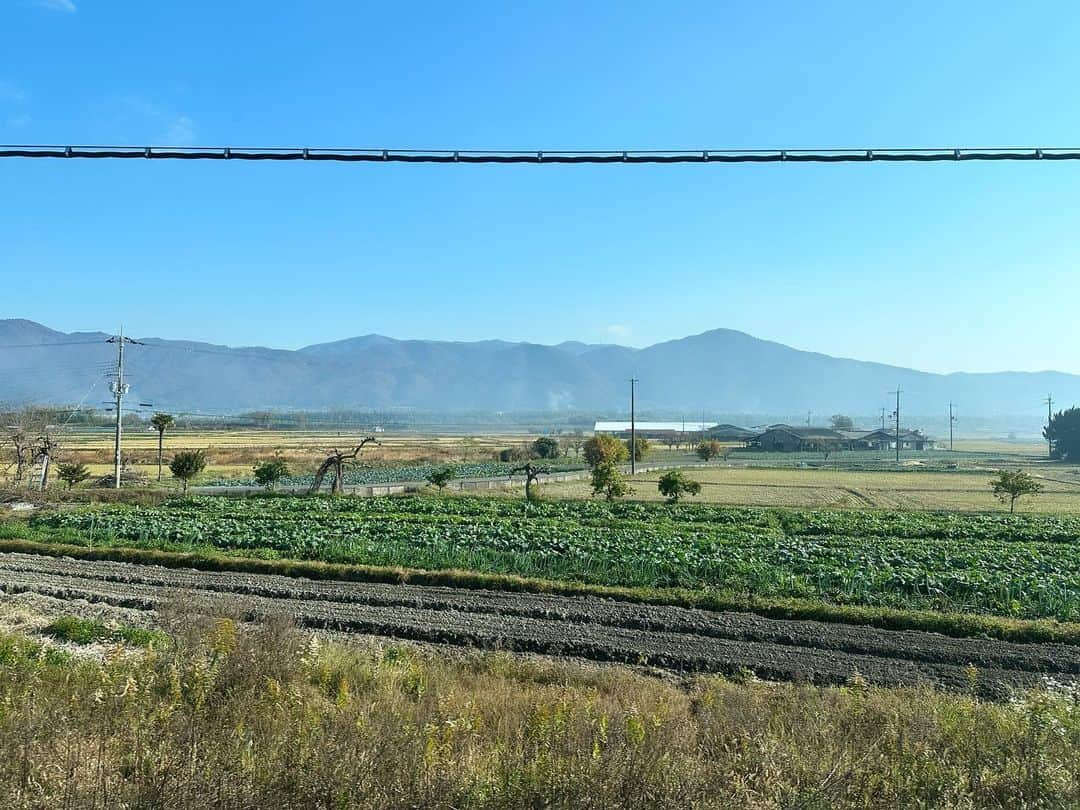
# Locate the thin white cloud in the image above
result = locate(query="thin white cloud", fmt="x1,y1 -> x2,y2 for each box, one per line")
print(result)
0,82 -> 26,104
34,0 -> 77,12
120,97 -> 198,144
6,113 -> 31,128
605,324 -> 631,340
163,114 -> 196,145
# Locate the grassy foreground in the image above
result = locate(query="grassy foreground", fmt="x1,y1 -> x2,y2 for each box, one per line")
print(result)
0,616 -> 1077,809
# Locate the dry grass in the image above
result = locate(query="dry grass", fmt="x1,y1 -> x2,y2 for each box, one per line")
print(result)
538,465 -> 1080,513
0,614 -> 1076,808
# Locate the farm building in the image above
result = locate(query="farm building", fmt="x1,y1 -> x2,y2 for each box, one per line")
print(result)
749,425 -> 935,452
853,429 -> 935,451
705,424 -> 758,441
750,426 -> 847,452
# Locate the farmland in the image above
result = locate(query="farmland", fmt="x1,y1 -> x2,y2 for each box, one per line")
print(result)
4,436 -> 1080,803
536,464 -> 1080,512
20,495 -> 1080,620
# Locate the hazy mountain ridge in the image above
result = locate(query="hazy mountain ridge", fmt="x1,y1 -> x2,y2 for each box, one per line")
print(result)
2,319 -> 1078,418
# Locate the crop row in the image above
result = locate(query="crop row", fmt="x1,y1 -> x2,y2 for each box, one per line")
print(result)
151,493 -> 1080,543
32,496 -> 1080,620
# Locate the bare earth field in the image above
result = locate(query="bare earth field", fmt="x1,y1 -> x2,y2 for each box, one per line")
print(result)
0,551 -> 1075,698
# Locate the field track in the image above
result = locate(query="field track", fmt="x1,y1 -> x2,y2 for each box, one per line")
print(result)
0,551 -> 1076,697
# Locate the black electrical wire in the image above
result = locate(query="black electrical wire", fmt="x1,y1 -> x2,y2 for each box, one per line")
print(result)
3,145 -> 1080,164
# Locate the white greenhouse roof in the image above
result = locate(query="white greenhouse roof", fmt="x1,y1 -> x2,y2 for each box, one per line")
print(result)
594,421 -> 718,433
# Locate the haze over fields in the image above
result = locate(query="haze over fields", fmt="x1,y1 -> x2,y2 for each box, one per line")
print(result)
2,318 -> 1077,420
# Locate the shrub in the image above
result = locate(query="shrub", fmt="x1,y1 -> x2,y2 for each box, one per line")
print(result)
696,440 -> 724,461
531,437 -> 560,459
426,467 -> 457,490
253,457 -> 290,490
57,462 -> 91,490
591,461 -> 631,501
658,471 -> 702,503
169,450 -> 207,494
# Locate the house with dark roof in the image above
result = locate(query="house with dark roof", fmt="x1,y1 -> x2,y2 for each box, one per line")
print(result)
855,429 -> 935,451
704,424 -> 758,441
749,426 -> 847,452
749,425 -> 935,452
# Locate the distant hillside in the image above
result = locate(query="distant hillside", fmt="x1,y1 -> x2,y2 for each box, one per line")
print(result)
2,318 -> 1078,419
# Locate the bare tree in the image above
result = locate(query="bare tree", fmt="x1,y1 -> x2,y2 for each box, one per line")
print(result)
511,462 -> 550,502
33,431 -> 59,492
2,408 -> 50,488
309,438 -> 379,495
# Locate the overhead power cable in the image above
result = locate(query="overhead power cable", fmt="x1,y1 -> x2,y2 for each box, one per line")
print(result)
3,145 -> 1080,164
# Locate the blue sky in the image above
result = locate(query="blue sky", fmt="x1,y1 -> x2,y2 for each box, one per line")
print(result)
2,0 -> 1080,374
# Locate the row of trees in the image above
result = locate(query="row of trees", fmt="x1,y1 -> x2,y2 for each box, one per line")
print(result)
1045,407 -> 1080,461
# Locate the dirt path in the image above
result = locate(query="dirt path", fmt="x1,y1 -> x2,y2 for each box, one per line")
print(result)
0,552 -> 1075,697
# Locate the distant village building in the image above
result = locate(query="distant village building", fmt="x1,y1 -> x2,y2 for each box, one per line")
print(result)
748,426 -> 935,452
750,426 -> 845,452
705,424 -> 758,442
594,420 -> 934,451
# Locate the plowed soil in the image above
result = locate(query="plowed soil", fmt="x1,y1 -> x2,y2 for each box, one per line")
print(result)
0,552 -> 1075,697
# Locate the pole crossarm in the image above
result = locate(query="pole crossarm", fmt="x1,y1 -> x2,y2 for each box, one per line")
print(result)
5,145 -> 1080,165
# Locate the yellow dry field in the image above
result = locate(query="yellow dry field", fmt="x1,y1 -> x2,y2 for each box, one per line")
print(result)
538,465 -> 1080,513
948,438 -> 1048,455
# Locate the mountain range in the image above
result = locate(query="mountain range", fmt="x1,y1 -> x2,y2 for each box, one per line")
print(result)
2,318 -> 1077,419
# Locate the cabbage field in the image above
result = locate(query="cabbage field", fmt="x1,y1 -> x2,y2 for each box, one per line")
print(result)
29,495 -> 1080,620
201,460 -> 586,488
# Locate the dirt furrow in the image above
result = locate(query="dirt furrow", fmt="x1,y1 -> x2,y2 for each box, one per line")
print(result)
0,552 -> 1075,697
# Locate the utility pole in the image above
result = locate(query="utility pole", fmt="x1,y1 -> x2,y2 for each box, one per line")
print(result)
806,410 -> 812,427
106,329 -> 142,488
1045,394 -> 1054,458
880,407 -> 886,431
889,388 -> 902,463
629,378 -> 638,476
948,402 -> 956,452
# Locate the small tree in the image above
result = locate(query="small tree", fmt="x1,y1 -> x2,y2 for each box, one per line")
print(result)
583,434 -> 629,468
57,461 -> 91,490
498,446 -> 530,463
511,462 -> 550,501
591,461 -> 631,501
253,456 -> 290,490
696,440 -> 724,461
990,469 -> 1043,513
657,470 -> 701,503
170,449 -> 207,494
150,413 -> 175,482
531,437 -> 560,459
426,466 -> 457,490
830,414 -> 855,431
626,436 -> 651,463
